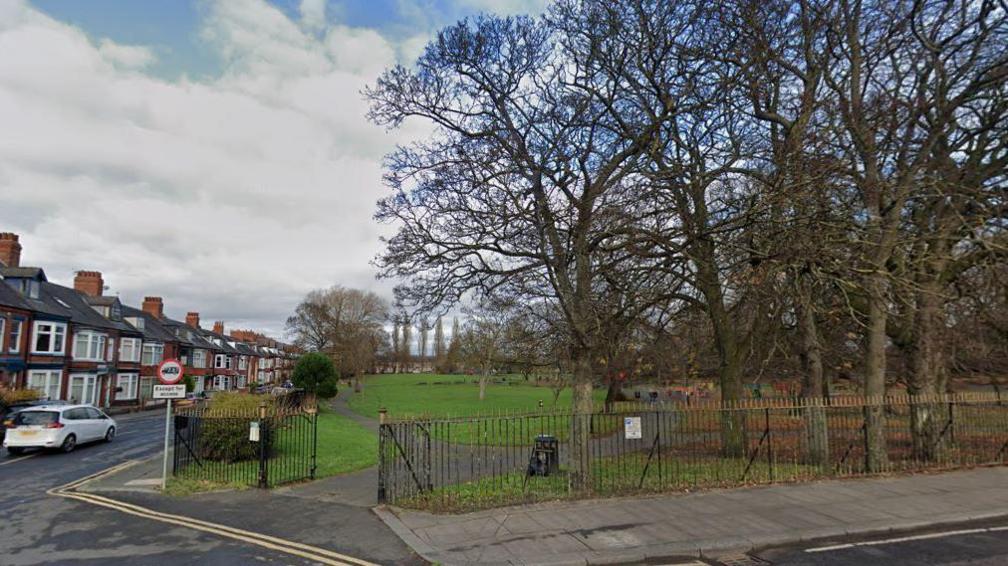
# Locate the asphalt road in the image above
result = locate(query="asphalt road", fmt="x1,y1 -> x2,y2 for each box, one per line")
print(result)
0,411 -> 323,565
754,517 -> 1008,565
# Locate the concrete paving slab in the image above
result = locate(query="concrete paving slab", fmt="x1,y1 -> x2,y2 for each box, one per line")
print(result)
379,466 -> 1008,565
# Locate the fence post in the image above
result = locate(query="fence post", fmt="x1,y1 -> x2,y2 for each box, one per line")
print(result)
258,402 -> 268,489
766,407 -> 773,483
377,408 -> 387,504
310,408 -> 318,480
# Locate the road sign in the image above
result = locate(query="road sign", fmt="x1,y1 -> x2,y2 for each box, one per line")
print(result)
153,384 -> 186,399
157,359 -> 183,385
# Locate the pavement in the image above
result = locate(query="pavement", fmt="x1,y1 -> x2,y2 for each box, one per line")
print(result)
0,410 -> 326,565
375,466 -> 1008,565
70,395 -> 424,565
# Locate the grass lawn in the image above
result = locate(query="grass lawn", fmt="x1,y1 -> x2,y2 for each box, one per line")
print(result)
169,405 -> 376,494
313,405 -> 377,478
403,453 -> 822,512
348,373 -> 607,419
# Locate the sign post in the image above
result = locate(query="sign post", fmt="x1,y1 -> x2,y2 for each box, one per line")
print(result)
156,359 -> 185,490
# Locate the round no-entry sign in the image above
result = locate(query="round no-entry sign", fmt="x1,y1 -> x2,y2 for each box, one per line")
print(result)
157,359 -> 184,385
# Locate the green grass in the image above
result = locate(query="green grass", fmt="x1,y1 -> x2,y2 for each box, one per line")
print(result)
170,406 -> 377,494
348,373 -> 607,419
402,453 -> 822,512
313,406 -> 377,477
348,373 -> 617,445
164,477 -> 250,496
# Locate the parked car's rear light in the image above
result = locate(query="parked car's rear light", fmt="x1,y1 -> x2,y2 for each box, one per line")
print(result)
45,422 -> 65,429
3,420 -> 14,429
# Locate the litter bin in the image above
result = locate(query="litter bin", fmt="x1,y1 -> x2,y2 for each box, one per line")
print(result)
527,434 -> 559,477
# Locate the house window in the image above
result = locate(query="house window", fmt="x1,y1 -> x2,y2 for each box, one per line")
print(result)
27,370 -> 61,400
141,343 -> 164,366
73,331 -> 108,362
7,319 -> 20,353
107,338 -> 116,362
139,376 -> 154,400
238,356 -> 248,370
119,338 -> 141,362
237,376 -> 246,388
213,375 -> 231,390
214,354 -> 226,369
32,322 -> 67,354
115,373 -> 138,400
192,349 -> 206,368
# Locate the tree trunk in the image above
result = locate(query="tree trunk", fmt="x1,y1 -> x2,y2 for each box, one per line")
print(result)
908,280 -> 947,463
569,351 -> 594,492
864,274 -> 889,472
479,373 -> 487,401
797,281 -> 829,467
694,247 -> 746,458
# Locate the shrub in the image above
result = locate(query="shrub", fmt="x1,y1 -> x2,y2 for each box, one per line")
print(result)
182,374 -> 196,394
0,388 -> 40,408
292,352 -> 339,398
195,393 -> 267,463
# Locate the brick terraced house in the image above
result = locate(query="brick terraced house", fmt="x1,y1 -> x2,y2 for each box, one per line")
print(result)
0,232 -> 298,411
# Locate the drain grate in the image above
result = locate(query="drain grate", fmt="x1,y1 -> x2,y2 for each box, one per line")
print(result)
715,552 -> 771,566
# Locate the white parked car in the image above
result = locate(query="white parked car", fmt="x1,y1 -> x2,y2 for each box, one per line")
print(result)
3,404 -> 116,455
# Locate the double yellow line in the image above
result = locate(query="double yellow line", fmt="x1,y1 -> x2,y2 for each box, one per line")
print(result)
49,461 -> 379,566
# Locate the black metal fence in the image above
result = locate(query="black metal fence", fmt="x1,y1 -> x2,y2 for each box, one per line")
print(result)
378,392 -> 1008,511
173,405 -> 318,488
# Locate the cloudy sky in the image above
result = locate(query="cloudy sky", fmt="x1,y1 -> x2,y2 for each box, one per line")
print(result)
0,0 -> 545,338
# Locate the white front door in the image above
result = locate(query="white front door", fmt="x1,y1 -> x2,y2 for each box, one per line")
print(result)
69,375 -> 99,405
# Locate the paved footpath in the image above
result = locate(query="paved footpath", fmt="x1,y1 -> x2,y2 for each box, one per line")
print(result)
376,466 -> 1008,565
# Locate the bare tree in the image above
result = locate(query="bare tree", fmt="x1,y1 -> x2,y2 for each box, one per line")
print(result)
368,12 -> 675,485
286,286 -> 389,382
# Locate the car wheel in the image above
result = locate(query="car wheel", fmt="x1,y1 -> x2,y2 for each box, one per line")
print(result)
7,447 -> 24,456
60,434 -> 77,453
104,427 -> 115,442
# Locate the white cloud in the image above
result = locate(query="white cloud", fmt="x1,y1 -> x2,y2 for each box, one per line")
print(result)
0,0 -> 430,337
300,0 -> 327,33
453,0 -> 548,15
97,38 -> 156,69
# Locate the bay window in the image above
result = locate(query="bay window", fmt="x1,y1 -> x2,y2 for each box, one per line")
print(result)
32,321 -> 67,354
192,349 -> 206,368
27,370 -> 62,400
119,338 -> 141,362
115,373 -> 139,400
73,331 -> 108,361
8,319 -> 21,353
141,343 -> 164,366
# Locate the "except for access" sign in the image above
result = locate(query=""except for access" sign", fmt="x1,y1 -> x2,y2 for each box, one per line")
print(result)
153,384 -> 186,399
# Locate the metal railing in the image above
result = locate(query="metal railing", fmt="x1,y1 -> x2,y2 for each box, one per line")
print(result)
173,404 -> 318,488
377,392 -> 1008,511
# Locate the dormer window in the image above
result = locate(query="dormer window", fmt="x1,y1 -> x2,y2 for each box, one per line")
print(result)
14,279 -> 40,298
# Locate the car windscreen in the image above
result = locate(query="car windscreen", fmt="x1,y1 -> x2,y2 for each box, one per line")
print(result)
13,411 -> 59,426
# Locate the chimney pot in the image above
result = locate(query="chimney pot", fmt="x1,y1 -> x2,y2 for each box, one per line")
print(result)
186,312 -> 201,329
73,270 -> 104,297
213,321 -> 224,335
0,232 -> 22,268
